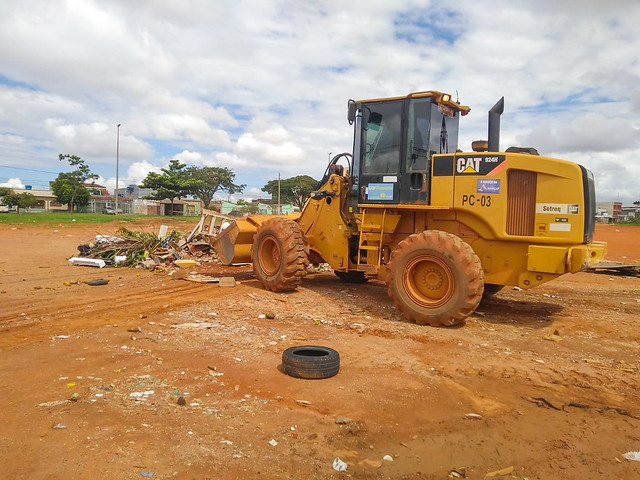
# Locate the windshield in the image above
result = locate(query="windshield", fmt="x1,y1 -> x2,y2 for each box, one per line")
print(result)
361,101 -> 403,175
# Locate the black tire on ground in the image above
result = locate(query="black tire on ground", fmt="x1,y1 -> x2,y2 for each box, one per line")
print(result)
335,271 -> 369,284
252,217 -> 309,292
282,345 -> 340,379
386,230 -> 484,327
85,278 -> 109,286
482,284 -> 504,297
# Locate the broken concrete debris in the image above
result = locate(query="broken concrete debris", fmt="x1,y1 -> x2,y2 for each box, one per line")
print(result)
67,217 -> 238,286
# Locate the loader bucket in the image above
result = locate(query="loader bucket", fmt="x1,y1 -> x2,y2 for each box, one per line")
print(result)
213,214 -> 303,265
213,218 -> 258,265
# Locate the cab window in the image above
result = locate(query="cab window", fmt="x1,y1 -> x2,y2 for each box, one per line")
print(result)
362,101 -> 403,175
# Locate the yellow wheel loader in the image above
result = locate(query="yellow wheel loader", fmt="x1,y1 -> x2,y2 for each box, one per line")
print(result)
215,91 -> 606,326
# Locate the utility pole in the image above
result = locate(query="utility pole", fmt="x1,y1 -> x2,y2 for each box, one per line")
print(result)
115,123 -> 121,215
277,172 -> 281,215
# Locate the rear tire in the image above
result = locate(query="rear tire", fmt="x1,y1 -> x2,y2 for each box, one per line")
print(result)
386,230 -> 484,326
252,218 -> 309,292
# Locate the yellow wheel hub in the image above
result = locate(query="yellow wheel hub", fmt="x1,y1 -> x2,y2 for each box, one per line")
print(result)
402,255 -> 454,308
258,235 -> 281,276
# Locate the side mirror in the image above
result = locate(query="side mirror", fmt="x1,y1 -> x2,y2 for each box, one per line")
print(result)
347,99 -> 356,125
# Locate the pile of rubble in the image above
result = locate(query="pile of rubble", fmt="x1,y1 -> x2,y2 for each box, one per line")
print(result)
68,210 -> 232,270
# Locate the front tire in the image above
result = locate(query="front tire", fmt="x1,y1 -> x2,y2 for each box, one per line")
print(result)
386,230 -> 484,326
252,218 -> 309,292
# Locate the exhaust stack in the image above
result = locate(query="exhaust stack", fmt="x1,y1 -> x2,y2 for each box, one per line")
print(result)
488,97 -> 504,153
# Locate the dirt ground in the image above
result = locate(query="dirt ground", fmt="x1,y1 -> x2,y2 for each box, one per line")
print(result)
1,220 -> 639,480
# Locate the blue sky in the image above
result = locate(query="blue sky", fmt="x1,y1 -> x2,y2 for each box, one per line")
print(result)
1,0 -> 639,203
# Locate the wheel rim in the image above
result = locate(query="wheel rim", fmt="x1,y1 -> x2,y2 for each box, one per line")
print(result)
402,255 -> 454,308
258,235 -> 281,276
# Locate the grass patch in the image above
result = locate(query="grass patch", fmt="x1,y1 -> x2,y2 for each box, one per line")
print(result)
0,212 -> 200,226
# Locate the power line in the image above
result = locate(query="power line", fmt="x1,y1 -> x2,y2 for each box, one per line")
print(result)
0,164 -> 59,174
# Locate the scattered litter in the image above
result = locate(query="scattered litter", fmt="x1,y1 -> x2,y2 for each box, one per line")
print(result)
464,413 -> 483,420
332,457 -> 348,472
296,400 -> 311,406
53,335 -> 70,340
544,329 -> 562,342
448,467 -> 467,478
177,396 -> 186,406
335,416 -> 352,425
269,439 -> 278,447
183,276 -> 220,284
129,391 -> 154,398
383,455 -> 394,462
220,440 -> 233,445
52,424 -> 67,429
512,286 -> 522,291
68,257 -> 106,268
140,472 -> 155,478
39,400 -> 71,407
171,322 -> 218,329
265,312 -> 275,319
623,449 -> 640,461
484,465 -> 514,478
219,276 -> 236,288
175,259 -> 197,269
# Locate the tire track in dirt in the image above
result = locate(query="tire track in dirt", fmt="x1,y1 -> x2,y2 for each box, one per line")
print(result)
0,279 -> 240,349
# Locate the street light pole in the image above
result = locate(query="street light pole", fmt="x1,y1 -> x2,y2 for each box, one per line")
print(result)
115,123 -> 121,215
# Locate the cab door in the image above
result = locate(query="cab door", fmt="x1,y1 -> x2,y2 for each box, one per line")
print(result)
357,100 -> 404,204
398,97 -> 460,204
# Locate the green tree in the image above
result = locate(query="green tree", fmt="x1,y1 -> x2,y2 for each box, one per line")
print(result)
236,199 -> 259,215
53,154 -> 98,212
186,166 -> 245,208
3,192 -> 39,213
139,159 -> 191,215
0,187 -> 10,198
261,175 -> 318,211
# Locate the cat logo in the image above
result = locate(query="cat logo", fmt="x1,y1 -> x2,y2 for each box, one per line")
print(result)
456,157 -> 480,174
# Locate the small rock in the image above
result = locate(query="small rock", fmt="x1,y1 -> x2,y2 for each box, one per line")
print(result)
335,416 -> 352,425
177,396 -> 186,406
383,455 -> 394,462
265,312 -> 275,319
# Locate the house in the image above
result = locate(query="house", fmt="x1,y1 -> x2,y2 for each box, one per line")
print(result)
595,202 -> 623,223
8,188 -> 66,212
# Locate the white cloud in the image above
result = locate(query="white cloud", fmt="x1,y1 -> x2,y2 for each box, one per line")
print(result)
0,178 -> 25,189
1,0 -> 640,202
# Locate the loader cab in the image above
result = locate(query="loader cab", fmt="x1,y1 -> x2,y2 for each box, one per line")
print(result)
349,92 -> 468,207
